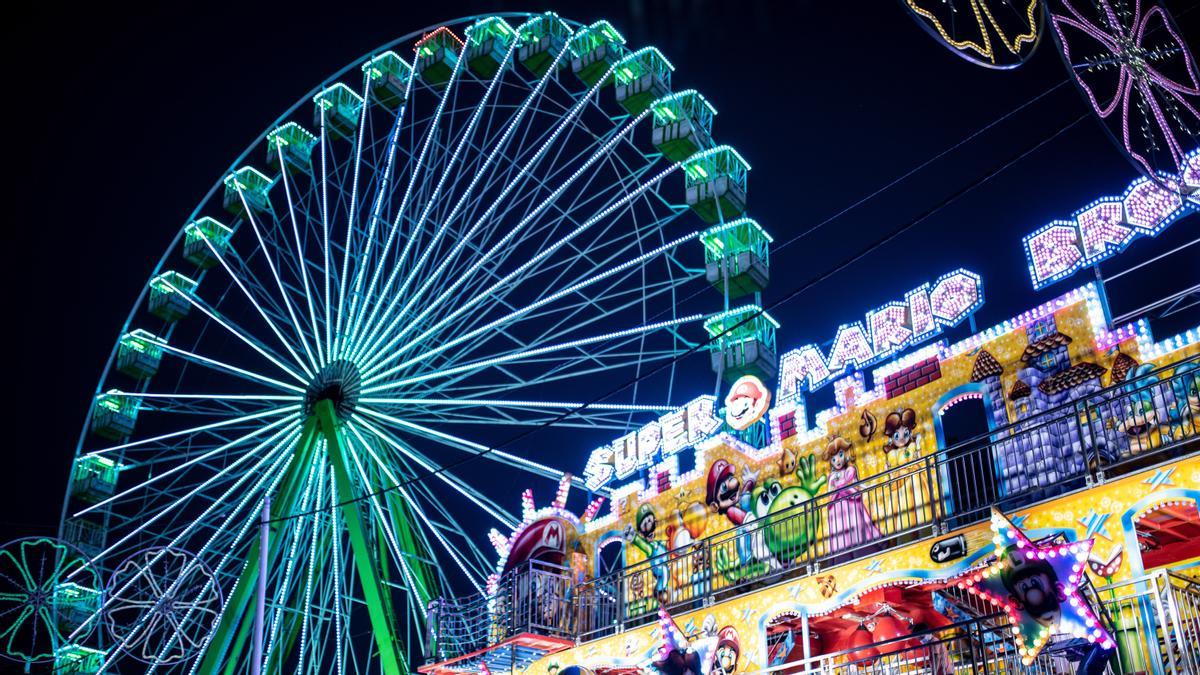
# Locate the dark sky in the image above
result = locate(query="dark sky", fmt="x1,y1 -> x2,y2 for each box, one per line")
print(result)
4,1 -> 1197,544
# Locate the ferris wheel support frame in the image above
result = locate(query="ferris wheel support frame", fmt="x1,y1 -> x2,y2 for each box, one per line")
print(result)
196,401 -> 419,675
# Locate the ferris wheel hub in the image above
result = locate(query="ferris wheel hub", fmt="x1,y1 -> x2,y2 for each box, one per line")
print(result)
304,359 -> 362,420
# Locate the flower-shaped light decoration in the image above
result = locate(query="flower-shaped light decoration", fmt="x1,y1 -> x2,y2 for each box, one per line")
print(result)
0,537 -> 100,665
955,509 -> 1114,665
903,0 -> 1043,69
1049,0 -> 1200,192
104,547 -> 223,665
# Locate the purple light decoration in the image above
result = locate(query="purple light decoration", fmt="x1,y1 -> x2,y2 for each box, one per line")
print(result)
1048,0 -> 1200,190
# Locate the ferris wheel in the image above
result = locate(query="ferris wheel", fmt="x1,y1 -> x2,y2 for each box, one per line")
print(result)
36,12 -> 770,675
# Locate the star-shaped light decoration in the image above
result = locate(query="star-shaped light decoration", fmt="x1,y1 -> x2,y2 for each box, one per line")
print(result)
650,608 -> 721,675
954,508 -> 1114,665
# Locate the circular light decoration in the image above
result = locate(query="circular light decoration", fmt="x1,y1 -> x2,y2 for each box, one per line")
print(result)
0,537 -> 101,668
1048,0 -> 1200,193
901,0 -> 1044,69
104,547 -> 223,665
724,375 -> 771,431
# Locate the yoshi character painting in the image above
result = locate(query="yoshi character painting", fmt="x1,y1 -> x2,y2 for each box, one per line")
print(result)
759,454 -> 827,566
713,454 -> 827,579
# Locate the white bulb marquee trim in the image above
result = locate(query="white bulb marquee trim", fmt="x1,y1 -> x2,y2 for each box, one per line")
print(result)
1023,150 -> 1199,290
778,269 -> 983,400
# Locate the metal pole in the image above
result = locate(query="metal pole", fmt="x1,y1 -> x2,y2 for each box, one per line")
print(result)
251,496 -> 270,675
1092,263 -> 1113,325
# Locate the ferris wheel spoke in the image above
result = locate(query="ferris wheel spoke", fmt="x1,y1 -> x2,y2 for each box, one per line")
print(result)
390,412 -> 637,431
418,154 -> 657,337
331,77 -> 381,363
522,276 -> 694,343
323,466 -> 349,675
344,30 -> 568,356
68,430 -> 300,657
263,450 -> 323,673
391,479 -> 487,594
156,277 -> 309,385
333,78 -> 416,363
359,396 -> 671,413
378,477 -> 488,603
428,348 -> 689,406
73,424 -> 298,578
377,389 -> 673,424
341,50 -> 470,361
180,432 -> 304,675
350,417 -> 517,530
479,182 -> 677,309
191,226 -> 317,381
356,407 -> 584,491
347,49 -> 617,362
498,277 -> 695,370
423,109 -> 568,271
83,406 -> 297,459
362,310 -> 701,394
296,462 -> 326,675
360,399 -> 668,430
152,338 -> 306,394
330,428 -> 432,669
320,117 -> 336,368
118,398 -> 288,419
275,137 -> 329,366
233,185 -> 323,373
357,153 -> 673,380
422,235 -> 700,371
345,41 -> 520,360
74,414 -> 297,518
352,126 -> 647,371
502,195 -> 689,301
1144,83 -> 1198,161
406,473 -> 493,577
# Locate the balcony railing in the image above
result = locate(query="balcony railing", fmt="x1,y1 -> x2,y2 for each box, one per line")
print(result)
427,560 -> 576,663
428,354 -> 1200,660
754,571 -> 1199,675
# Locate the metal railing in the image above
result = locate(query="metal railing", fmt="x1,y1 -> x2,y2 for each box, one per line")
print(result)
429,355 -> 1200,658
427,560 -> 575,663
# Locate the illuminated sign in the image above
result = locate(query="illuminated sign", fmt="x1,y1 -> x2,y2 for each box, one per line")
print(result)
778,269 -> 983,400
724,375 -> 770,430
583,395 -> 721,490
1023,153 -> 1199,290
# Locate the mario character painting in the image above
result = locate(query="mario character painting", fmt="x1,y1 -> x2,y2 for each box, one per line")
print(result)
724,376 -> 771,431
707,458 -> 769,569
705,459 -> 755,525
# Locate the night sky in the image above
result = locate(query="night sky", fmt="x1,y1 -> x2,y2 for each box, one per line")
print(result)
4,1 -> 1198,545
